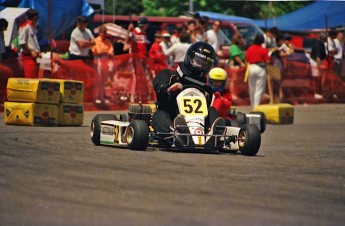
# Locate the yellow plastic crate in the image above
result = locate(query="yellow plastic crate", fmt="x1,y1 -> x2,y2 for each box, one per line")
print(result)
7,78 -> 60,104
253,103 -> 294,124
4,102 -> 58,126
58,103 -> 84,126
53,79 -> 84,103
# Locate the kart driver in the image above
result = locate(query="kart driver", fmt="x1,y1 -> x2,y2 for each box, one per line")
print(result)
207,67 -> 233,119
152,41 -> 226,143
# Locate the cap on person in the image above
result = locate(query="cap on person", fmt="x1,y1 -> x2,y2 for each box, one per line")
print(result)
138,17 -> 149,27
162,31 -> 171,38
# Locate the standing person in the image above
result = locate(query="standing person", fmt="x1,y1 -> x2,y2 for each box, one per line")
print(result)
0,18 -> 8,62
170,25 -> 187,45
159,30 -> 173,67
196,16 -> 209,42
228,33 -> 246,100
129,16 -> 149,59
245,33 -> 270,109
206,20 -> 226,66
279,33 -> 294,55
18,9 -> 40,78
186,20 -> 197,43
333,30 -> 344,77
149,31 -> 170,76
162,31 -> 191,69
309,32 -> 327,99
68,16 -> 95,60
262,27 -> 279,54
91,25 -> 114,104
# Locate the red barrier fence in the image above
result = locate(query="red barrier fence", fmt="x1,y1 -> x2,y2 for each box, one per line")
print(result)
1,53 -> 345,110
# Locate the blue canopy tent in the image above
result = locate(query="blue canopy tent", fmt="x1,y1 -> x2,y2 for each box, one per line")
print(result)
196,11 -> 256,24
0,0 -> 94,45
253,0 -> 345,31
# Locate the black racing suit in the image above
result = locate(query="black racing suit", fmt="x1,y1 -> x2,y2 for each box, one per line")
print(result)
152,62 -> 216,133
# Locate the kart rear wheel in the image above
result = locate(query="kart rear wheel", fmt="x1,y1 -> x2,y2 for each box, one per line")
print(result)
91,114 -> 118,145
250,111 -> 266,133
127,120 -> 149,151
238,124 -> 261,156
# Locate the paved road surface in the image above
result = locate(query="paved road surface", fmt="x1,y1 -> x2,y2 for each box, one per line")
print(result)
1,104 -> 345,226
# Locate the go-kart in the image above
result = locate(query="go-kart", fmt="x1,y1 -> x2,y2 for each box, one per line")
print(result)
91,86 -> 265,156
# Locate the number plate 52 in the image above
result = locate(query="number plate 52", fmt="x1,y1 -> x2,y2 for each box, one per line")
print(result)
179,97 -> 208,117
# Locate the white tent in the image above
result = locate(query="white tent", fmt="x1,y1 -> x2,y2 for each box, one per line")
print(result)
0,7 -> 29,46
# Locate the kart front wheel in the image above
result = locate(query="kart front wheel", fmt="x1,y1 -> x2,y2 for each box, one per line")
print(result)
250,111 -> 266,133
127,120 -> 149,151
238,124 -> 261,156
91,114 -> 118,145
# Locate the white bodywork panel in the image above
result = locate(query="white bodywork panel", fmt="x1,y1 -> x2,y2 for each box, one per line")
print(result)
100,120 -> 130,146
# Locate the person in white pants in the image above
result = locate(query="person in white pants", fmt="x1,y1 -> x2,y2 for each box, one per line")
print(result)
248,63 -> 267,107
245,33 -> 270,109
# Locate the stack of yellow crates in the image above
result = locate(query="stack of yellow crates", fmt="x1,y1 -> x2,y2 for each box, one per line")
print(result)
4,78 -> 84,126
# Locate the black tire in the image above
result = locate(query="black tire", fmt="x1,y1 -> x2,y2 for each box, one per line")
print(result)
127,120 -> 149,151
229,119 -> 240,127
250,111 -> 266,133
91,114 -> 118,145
238,124 -> 261,156
236,112 -> 247,127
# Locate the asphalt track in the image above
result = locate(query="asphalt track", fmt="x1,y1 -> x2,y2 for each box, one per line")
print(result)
1,104 -> 345,226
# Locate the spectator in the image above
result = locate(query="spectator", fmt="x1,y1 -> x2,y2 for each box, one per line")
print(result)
128,16 -> 149,59
186,20 -> 197,43
159,30 -> 173,67
18,9 -> 40,78
163,31 -> 191,69
91,25 -> 114,104
325,29 -> 337,61
0,18 -> 8,62
68,16 -> 95,60
245,33 -> 270,108
279,33 -> 294,55
113,36 -> 130,55
309,32 -> 327,99
333,30 -> 344,77
170,25 -> 187,45
149,31 -> 170,76
228,33 -> 246,100
206,20 -> 226,66
196,16 -> 209,42
262,27 -> 278,54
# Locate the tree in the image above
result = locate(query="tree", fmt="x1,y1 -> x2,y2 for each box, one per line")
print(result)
103,0 -> 311,19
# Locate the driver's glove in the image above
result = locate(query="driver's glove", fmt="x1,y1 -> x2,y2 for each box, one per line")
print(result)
167,83 -> 183,94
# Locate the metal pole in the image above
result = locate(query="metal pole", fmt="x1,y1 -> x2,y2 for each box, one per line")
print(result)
113,0 -> 116,23
189,0 -> 193,12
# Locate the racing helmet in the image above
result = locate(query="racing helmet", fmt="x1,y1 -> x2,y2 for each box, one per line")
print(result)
207,67 -> 227,92
184,42 -> 215,81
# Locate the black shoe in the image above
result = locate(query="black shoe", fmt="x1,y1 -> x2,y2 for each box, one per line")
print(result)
206,117 -> 226,147
173,114 -> 189,146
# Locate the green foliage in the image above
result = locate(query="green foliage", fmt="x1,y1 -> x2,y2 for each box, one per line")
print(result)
103,0 -> 312,19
